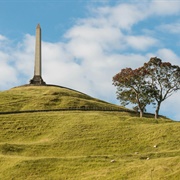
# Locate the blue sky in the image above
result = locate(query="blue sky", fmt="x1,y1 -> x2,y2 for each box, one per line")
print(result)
1,0 -> 180,120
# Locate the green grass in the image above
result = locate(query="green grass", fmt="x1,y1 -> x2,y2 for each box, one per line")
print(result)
0,86 -> 126,112
0,86 -> 179,179
0,111 -> 179,179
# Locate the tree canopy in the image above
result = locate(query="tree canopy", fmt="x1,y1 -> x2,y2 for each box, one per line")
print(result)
113,57 -> 180,118
113,67 -> 153,118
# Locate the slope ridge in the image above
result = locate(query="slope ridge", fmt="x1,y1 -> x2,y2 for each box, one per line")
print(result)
0,85 -> 126,112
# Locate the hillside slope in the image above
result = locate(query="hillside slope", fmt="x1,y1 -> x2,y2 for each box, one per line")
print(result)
0,85 -> 126,112
0,86 -> 179,179
0,111 -> 179,179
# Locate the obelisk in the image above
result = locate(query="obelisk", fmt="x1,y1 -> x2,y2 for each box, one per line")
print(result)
30,24 -> 46,85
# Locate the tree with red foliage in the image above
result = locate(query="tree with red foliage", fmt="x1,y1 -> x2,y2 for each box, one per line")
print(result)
113,67 -> 153,118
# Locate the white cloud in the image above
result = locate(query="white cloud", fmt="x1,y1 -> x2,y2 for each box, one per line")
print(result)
156,48 -> 180,65
125,35 -> 158,51
0,35 -> 10,51
86,3 -> 149,31
12,34 -> 35,79
160,91 -> 180,121
65,25 -> 122,51
0,51 -> 18,89
159,22 -> 180,34
0,35 -> 7,41
0,62 -> 18,88
149,0 -> 180,16
0,36 -> 18,88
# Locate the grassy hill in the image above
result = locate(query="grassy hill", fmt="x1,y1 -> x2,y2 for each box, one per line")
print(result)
0,85 -> 126,112
0,85 -> 179,179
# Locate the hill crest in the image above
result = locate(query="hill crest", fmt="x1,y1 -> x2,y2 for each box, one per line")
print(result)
0,85 -> 127,113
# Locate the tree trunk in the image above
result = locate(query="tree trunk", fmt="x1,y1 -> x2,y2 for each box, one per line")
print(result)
140,109 -> 143,118
155,102 -> 161,119
136,92 -> 143,118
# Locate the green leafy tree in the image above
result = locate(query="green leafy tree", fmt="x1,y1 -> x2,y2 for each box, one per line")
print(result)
113,67 -> 153,118
144,57 -> 180,119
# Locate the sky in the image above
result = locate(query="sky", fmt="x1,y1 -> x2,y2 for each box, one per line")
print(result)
0,0 -> 180,121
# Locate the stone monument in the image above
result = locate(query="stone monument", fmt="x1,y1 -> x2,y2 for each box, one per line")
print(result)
30,24 -> 46,85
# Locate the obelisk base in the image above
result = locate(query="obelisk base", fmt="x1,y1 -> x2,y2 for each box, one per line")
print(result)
30,75 -> 46,85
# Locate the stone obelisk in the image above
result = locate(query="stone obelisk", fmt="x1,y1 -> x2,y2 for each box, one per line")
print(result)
30,24 -> 46,85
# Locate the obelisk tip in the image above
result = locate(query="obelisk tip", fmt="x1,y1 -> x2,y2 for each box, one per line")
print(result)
37,23 -> 40,28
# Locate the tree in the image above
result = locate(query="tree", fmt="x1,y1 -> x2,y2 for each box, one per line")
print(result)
143,57 -> 180,119
113,67 -> 153,118
113,57 -> 180,119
